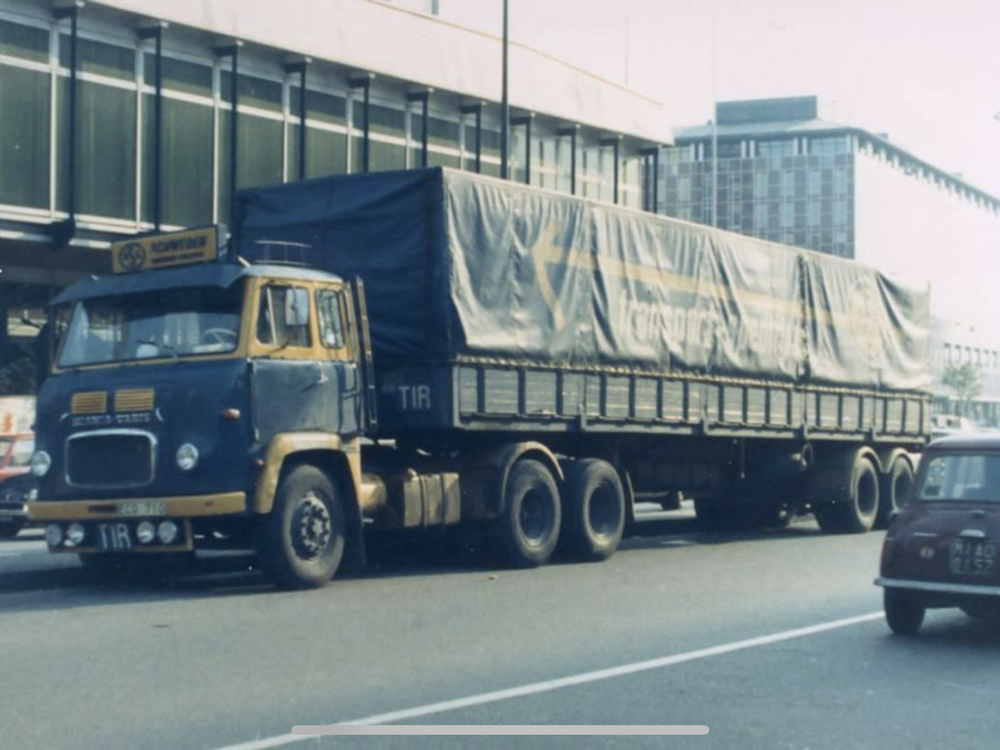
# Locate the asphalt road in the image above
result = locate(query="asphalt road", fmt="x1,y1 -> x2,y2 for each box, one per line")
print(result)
2,511 -> 1000,749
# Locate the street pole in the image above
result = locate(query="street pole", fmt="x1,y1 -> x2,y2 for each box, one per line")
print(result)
500,0 -> 509,180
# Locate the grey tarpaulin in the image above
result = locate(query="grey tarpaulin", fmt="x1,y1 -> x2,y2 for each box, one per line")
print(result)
235,167 -> 930,391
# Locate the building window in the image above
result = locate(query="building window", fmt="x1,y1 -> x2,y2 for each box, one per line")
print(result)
288,86 -> 348,180
756,138 -> 794,157
0,20 -> 50,209
56,34 -> 139,221
141,54 -> 215,227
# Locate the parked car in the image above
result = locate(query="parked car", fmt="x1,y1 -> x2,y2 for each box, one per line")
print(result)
877,434 -> 1000,634
0,472 -> 36,539
0,435 -> 35,539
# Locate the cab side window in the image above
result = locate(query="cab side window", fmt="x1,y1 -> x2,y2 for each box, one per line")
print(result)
316,290 -> 346,351
256,285 -> 311,348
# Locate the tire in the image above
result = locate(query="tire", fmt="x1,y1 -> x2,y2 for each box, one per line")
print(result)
694,499 -> 726,530
494,459 -> 561,568
877,457 -> 914,529
0,520 -> 25,539
884,588 -> 925,636
561,459 -> 625,561
814,457 -> 880,534
259,464 -> 346,589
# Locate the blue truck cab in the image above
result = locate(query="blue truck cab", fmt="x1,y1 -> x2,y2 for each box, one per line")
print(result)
27,226 -> 386,587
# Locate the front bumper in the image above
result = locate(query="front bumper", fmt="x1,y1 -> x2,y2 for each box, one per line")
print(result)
27,492 -> 246,521
875,576 -> 1000,598
28,492 -> 246,554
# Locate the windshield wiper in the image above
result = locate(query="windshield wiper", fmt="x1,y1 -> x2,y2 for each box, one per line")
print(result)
137,338 -> 179,360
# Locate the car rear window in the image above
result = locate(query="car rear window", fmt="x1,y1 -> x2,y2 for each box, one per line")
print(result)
919,453 -> 1000,502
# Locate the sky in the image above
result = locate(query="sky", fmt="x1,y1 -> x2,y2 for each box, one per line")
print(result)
449,0 -> 1000,197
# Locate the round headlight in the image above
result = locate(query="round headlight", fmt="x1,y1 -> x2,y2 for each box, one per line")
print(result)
136,521 -> 156,545
66,523 -> 85,547
45,523 -> 63,547
175,443 -> 199,472
30,450 -> 52,478
157,520 -> 179,545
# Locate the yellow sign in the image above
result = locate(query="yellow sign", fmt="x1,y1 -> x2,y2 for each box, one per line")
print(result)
112,226 -> 220,274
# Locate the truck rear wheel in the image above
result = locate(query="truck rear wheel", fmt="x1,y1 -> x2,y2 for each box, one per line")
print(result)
495,459 -> 561,568
877,456 -> 914,528
260,464 -> 345,589
814,456 -> 880,534
561,459 -> 625,561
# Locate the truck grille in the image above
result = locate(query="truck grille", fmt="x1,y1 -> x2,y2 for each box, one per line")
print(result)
66,431 -> 155,488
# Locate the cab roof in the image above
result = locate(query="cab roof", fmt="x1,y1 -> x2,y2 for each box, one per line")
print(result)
52,262 -> 343,305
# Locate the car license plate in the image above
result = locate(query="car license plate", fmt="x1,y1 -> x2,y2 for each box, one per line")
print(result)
118,500 -> 167,517
949,539 -> 996,576
96,522 -> 133,552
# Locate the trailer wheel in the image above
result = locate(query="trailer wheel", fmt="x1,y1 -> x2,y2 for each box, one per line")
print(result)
495,459 -> 561,568
884,588 -> 925,636
814,456 -> 880,534
260,464 -> 345,589
877,457 -> 914,529
561,459 -> 625,561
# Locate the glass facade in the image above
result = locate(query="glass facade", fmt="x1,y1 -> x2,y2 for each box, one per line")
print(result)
659,135 -> 856,257
0,13 -> 655,240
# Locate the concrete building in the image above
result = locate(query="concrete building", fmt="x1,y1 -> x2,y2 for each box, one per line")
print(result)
659,96 -> 1000,424
0,0 -> 671,393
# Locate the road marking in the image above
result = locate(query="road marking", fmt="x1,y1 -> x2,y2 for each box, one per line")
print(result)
215,611 -> 882,749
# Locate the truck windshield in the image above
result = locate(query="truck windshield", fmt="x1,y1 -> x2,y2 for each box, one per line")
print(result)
57,285 -> 243,368
918,453 -> 1000,502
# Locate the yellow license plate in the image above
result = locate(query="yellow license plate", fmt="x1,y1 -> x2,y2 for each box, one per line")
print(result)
118,500 -> 167,517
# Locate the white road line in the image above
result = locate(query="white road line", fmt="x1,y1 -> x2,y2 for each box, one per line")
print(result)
216,611 -> 883,749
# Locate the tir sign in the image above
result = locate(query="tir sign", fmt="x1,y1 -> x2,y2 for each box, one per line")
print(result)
112,226 -> 221,274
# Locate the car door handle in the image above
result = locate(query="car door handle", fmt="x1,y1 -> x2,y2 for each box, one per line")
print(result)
959,529 -> 987,539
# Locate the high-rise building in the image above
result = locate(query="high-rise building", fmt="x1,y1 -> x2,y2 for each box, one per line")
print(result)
660,96 -> 1000,423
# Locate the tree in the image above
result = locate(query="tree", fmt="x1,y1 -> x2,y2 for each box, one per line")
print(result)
942,362 -> 981,417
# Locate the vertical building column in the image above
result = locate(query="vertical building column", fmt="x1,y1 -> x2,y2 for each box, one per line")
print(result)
407,89 -> 432,169
215,41 -> 243,221
601,136 -> 621,204
460,102 -> 484,173
350,74 -> 374,173
53,2 -> 83,246
512,114 -> 533,185
558,125 -> 578,195
284,58 -> 310,182
139,22 -> 168,230
639,146 -> 660,214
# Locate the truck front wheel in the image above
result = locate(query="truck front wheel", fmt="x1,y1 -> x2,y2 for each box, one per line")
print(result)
495,459 -> 561,568
561,459 -> 625,561
260,464 -> 345,589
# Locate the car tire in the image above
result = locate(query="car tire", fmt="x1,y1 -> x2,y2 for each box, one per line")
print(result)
877,457 -> 914,529
815,457 -> 880,534
494,459 -> 561,568
561,459 -> 625,561
260,464 -> 346,589
884,588 -> 925,635
0,520 -> 25,539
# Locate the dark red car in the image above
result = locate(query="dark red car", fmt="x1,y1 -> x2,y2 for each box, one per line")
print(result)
877,434 -> 1000,635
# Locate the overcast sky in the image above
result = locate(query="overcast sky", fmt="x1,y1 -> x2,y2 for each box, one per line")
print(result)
476,0 -> 1000,196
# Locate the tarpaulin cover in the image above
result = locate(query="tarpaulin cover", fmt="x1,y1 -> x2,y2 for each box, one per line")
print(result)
235,167 -> 930,391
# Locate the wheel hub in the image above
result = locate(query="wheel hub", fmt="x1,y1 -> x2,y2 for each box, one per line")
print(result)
291,492 -> 332,560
